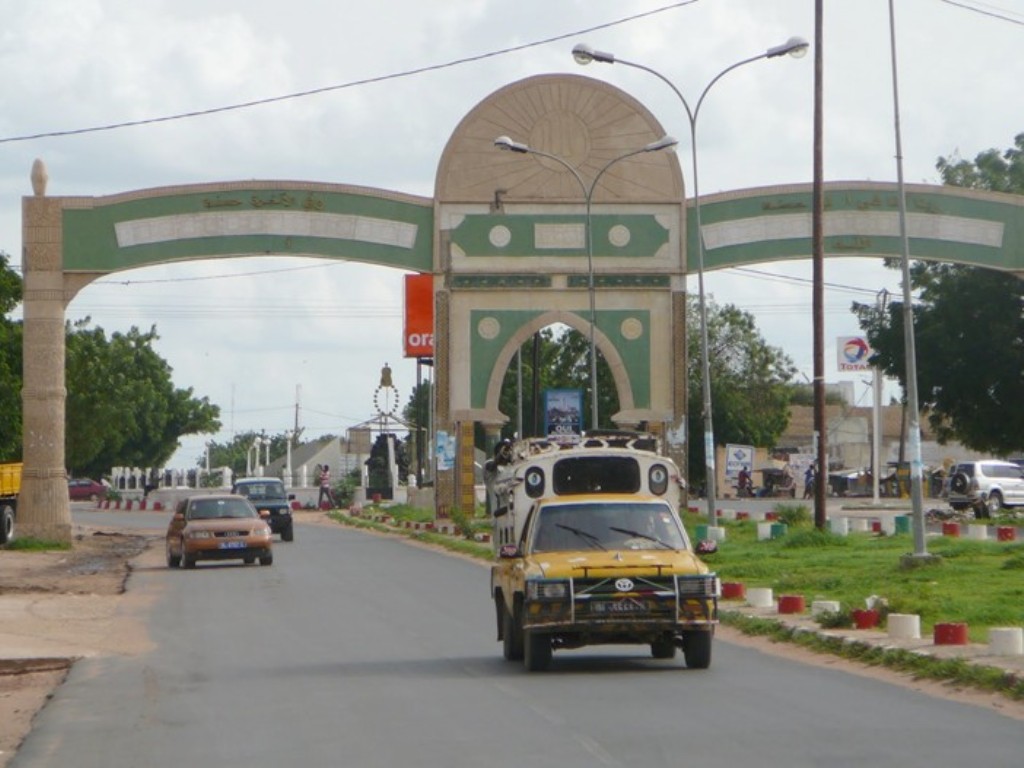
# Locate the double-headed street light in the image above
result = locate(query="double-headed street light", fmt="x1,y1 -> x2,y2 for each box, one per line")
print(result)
494,135 -> 678,432
573,38 -> 809,525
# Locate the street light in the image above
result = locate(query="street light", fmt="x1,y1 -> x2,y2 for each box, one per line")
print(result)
494,134 -> 678,432
573,37 -> 809,525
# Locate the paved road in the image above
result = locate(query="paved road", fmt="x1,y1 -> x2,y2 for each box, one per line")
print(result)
13,510 -> 1022,767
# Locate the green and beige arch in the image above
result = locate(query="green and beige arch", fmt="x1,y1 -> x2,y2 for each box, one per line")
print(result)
18,73 -> 1024,539
690,181 -> 1024,275
20,179 -> 431,541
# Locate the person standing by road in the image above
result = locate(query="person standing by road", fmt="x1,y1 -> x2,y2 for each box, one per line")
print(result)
318,464 -> 335,509
803,464 -> 816,500
737,466 -> 752,498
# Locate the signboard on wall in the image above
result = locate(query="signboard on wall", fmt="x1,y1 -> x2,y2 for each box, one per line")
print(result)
404,273 -> 434,358
544,389 -> 583,438
725,443 -> 755,479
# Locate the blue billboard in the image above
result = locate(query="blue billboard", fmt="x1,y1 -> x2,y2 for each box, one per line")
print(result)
544,389 -> 583,438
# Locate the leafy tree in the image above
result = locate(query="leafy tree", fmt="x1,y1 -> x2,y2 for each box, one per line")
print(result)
402,380 -> 431,428
365,433 -> 409,489
65,321 -> 221,477
935,132 -> 1024,193
853,264 -> 1024,454
687,298 -> 796,485
0,252 -> 22,460
403,380 -> 431,482
1,253 -> 222,472
483,304 -> 794,486
204,430 -> 300,478
491,326 -> 619,443
854,133 -> 1024,454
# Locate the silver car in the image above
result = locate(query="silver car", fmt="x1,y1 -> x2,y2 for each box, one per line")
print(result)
947,460 -> 1024,518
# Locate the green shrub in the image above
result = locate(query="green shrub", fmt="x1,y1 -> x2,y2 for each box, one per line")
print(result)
774,503 -> 811,527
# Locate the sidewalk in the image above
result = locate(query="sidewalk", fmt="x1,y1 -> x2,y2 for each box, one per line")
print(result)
722,598 -> 1024,679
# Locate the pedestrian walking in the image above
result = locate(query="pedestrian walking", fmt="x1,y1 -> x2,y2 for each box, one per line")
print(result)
318,464 -> 335,509
803,464 -> 816,499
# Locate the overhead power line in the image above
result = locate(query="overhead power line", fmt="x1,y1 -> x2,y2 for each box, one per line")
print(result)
939,0 -> 1024,25
0,1 -> 699,145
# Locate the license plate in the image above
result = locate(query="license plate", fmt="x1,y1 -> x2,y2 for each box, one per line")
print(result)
218,540 -> 246,550
592,598 -> 646,615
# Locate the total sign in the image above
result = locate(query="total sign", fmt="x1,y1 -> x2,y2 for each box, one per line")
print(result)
837,336 -> 873,371
404,274 -> 434,358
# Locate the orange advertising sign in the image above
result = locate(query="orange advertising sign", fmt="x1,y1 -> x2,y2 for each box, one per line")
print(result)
403,273 -> 434,358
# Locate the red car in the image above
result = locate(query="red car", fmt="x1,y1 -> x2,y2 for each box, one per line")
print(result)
68,478 -> 107,501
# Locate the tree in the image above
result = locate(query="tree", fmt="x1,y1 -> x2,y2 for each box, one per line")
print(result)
0,252 -> 22,460
483,305 -> 794,487
854,133 -> 1024,454
1,253 -> 222,472
65,321 -> 221,477
687,298 -> 796,485
403,380 -> 431,483
365,433 -> 409,490
205,430 -> 297,478
854,263 -> 1024,454
492,326 -> 619,442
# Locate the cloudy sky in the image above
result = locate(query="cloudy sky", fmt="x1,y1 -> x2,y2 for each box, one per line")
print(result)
2,0 -> 1022,468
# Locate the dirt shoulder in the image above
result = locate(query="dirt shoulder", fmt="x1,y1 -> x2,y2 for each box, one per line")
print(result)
0,525 -> 157,767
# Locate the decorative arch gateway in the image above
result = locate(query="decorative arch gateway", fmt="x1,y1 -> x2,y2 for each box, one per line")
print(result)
432,73 -> 688,517
19,73 -> 1024,540
20,180 -> 433,541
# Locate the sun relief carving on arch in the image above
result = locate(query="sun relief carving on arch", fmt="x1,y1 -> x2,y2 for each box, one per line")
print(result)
435,74 -> 683,204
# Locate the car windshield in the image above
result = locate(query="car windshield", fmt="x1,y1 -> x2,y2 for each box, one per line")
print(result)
531,501 -> 687,553
188,498 -> 256,520
235,481 -> 286,500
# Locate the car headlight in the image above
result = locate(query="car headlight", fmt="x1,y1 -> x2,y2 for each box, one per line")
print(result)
187,530 -> 214,539
255,526 -> 271,537
526,580 -> 569,600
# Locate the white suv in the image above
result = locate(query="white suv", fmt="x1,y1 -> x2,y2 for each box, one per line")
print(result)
947,460 -> 1024,518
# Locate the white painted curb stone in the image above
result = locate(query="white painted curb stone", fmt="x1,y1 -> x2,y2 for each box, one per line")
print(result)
887,613 -> 921,639
746,587 -> 774,609
966,524 -> 988,541
988,627 -> 1024,656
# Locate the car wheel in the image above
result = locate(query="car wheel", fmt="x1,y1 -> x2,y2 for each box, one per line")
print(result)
181,541 -> 196,569
282,524 -> 294,542
502,601 -> 524,661
651,636 -> 677,659
949,472 -> 970,495
985,491 -> 1003,517
523,630 -> 552,672
243,556 -> 255,565
682,630 -> 713,669
166,540 -> 181,568
0,505 -> 14,545
259,551 -> 273,566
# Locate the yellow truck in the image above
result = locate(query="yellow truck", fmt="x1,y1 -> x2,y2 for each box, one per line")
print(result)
0,461 -> 21,544
486,432 -> 719,672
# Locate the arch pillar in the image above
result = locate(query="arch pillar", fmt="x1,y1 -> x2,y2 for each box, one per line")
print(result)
20,191 -> 72,543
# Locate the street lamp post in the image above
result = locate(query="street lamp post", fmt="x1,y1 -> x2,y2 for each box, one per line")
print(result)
573,38 -> 809,525
494,135 -> 678,433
